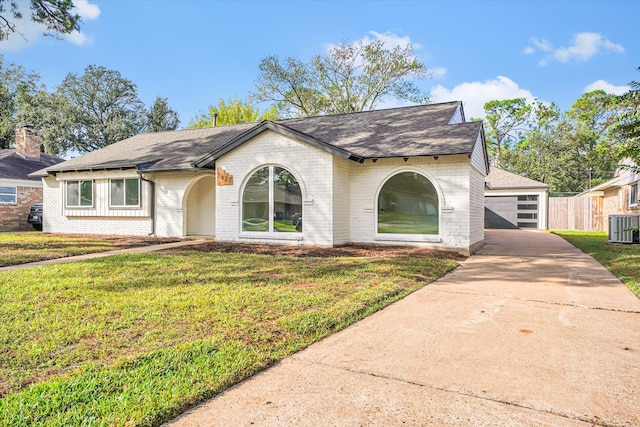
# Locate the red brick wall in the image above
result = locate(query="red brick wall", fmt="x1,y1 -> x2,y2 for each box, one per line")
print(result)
15,127 -> 41,159
0,186 -> 43,231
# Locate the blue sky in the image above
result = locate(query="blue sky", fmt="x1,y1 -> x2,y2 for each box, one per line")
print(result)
2,0 -> 638,125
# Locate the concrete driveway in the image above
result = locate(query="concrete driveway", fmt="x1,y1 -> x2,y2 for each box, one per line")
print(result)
166,230 -> 640,427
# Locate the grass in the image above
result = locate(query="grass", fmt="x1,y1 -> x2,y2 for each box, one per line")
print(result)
0,247 -> 458,426
551,230 -> 640,298
0,232 -> 177,267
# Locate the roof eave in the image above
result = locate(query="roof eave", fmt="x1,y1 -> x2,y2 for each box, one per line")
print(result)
486,185 -> 550,190
138,167 -> 214,174
361,151 -> 474,161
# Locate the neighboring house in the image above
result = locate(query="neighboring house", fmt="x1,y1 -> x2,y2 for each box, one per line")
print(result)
484,168 -> 549,230
579,159 -> 640,220
32,102 -> 489,254
0,126 -> 64,231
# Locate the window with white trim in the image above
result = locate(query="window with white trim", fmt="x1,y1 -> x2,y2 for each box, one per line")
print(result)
242,166 -> 302,233
0,186 -> 17,204
110,178 -> 140,207
66,180 -> 93,207
630,182 -> 638,207
377,172 -> 439,235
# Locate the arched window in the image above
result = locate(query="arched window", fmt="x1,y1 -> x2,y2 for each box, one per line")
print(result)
242,166 -> 302,233
377,172 -> 439,235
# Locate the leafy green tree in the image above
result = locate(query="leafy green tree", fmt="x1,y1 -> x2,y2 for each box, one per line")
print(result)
253,56 -> 324,118
145,96 -> 179,133
253,39 -> 430,118
502,102 -> 584,194
46,65 -> 147,155
0,0 -> 81,41
617,67 -> 640,169
564,90 -> 625,187
189,97 -> 279,128
482,98 -> 532,167
0,54 -> 44,149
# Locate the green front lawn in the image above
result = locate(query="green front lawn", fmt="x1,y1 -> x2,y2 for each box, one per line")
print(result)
552,230 -> 640,298
0,248 -> 458,426
0,232 -> 179,267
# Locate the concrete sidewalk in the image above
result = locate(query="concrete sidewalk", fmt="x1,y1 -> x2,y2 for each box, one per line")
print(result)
165,230 -> 640,427
0,239 -> 211,272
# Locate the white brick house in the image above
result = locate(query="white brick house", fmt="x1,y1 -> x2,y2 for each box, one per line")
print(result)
32,102 -> 489,254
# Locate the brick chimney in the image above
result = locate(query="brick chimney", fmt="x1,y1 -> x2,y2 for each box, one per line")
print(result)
15,125 -> 41,159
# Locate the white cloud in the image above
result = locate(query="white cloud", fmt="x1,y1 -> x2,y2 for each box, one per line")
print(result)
530,37 -> 553,52
525,32 -> 624,66
325,30 -> 420,56
430,76 -> 536,119
583,80 -> 629,95
2,0 -> 100,51
361,30 -> 419,50
74,0 -> 101,20
430,66 -> 447,78
64,31 -> 92,46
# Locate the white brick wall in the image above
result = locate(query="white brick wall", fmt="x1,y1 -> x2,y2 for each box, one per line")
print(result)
154,172 -> 213,237
471,132 -> 489,175
42,170 -> 214,237
349,156 -> 476,253
43,174 -> 152,235
185,175 -> 216,236
332,157 -> 351,245
215,130 -> 336,246
469,167 -> 485,251
42,129 -> 486,253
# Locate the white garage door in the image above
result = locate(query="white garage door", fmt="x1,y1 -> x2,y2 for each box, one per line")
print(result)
485,195 -> 539,229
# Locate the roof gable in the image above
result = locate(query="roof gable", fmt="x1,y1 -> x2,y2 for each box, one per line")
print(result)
194,121 -> 361,168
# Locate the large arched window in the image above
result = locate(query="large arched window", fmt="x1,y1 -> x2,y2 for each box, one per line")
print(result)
242,166 -> 302,233
377,172 -> 439,235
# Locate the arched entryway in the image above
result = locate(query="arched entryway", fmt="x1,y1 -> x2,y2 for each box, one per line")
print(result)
184,175 -> 215,236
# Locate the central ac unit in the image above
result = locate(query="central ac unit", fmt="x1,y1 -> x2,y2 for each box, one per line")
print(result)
609,215 -> 640,243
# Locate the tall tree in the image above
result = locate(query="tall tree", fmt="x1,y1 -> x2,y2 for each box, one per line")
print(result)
0,0 -> 81,41
565,90 -> 625,187
0,54 -> 44,149
253,56 -> 324,118
189,97 -> 279,128
253,39 -> 430,118
47,65 -> 147,155
617,67 -> 640,169
482,98 -> 532,167
502,102 -> 584,194
145,96 -> 180,133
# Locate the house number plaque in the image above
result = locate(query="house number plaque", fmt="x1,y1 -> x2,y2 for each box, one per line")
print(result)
217,168 -> 233,186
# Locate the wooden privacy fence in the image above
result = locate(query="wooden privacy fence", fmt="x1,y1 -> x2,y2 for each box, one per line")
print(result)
548,197 -> 604,231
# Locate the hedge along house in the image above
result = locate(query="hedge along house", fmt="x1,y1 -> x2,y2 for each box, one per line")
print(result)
32,102 -> 489,255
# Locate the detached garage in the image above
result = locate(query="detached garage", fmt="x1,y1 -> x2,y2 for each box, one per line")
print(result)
484,168 -> 549,230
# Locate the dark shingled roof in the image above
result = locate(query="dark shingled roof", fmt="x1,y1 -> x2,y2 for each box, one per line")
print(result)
33,101 -> 486,177
276,102 -> 479,159
31,123 -> 257,177
0,150 -> 64,181
485,168 -> 549,190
